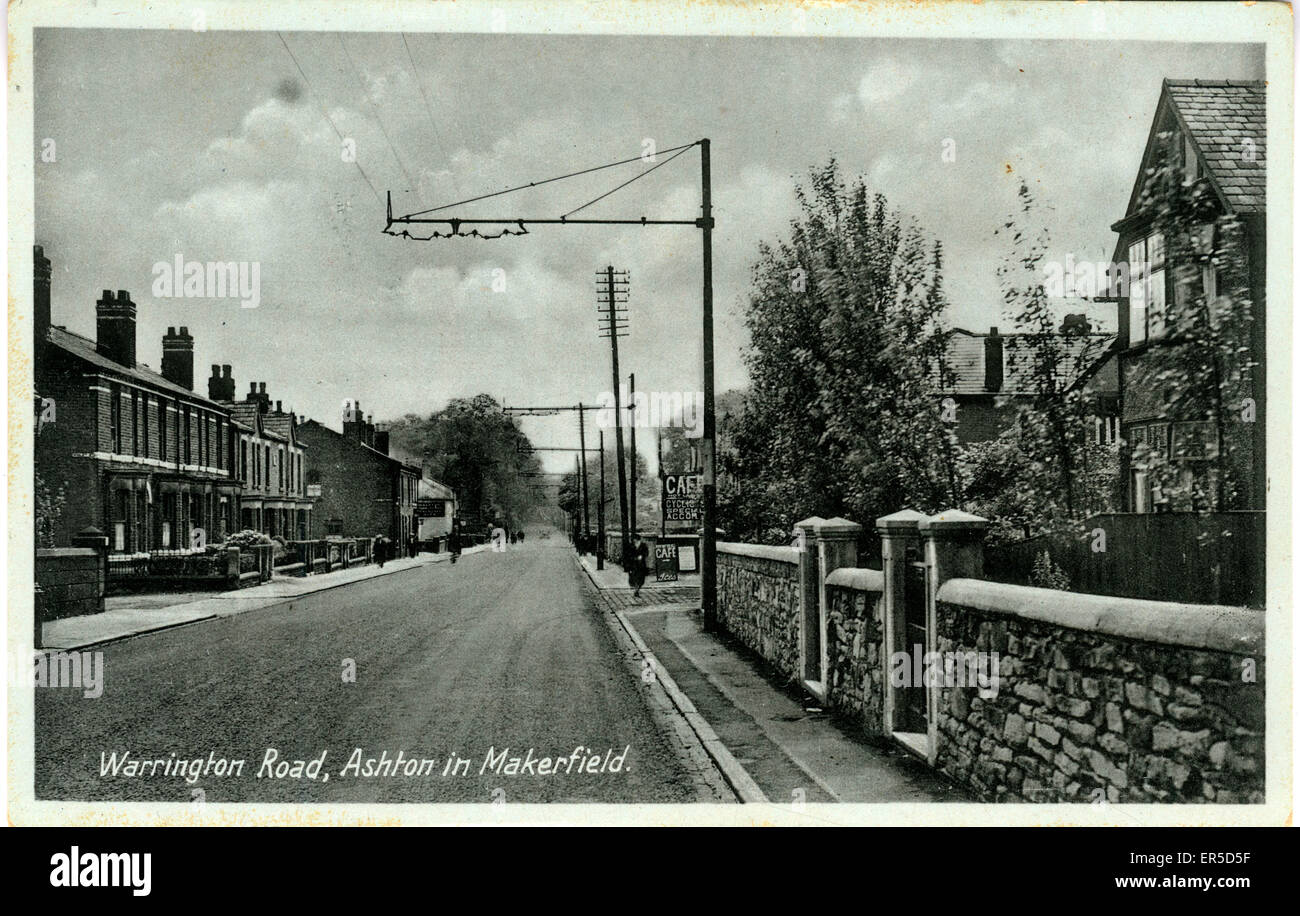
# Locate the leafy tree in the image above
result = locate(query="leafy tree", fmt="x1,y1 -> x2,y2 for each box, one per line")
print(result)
726,160 -> 960,543
35,471 -> 66,549
383,394 -> 542,531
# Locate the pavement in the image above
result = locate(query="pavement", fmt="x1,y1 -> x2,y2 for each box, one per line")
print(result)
41,546 -> 489,651
576,553 -> 968,804
34,539 -> 730,803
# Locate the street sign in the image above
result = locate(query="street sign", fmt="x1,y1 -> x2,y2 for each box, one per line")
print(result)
662,473 -> 702,522
655,542 -> 679,582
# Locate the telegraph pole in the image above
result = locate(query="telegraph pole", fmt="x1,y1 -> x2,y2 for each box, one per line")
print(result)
578,402 -> 590,548
597,430 -> 606,571
700,138 -> 718,632
629,372 -> 637,539
599,266 -> 631,565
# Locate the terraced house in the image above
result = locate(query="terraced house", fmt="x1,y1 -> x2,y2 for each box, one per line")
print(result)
209,372 -> 314,540
34,247 -> 238,551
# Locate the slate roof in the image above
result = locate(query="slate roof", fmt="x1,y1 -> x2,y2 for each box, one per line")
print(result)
47,326 -> 225,408
1165,79 -> 1266,214
942,329 -> 1116,397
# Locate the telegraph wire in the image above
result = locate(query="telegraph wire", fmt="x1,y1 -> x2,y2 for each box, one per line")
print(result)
338,33 -> 422,203
276,31 -> 384,208
400,32 -> 461,200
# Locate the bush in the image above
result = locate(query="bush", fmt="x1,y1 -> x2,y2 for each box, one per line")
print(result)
224,529 -> 272,550
1031,550 -> 1071,591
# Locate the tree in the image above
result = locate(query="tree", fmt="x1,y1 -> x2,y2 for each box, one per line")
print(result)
383,394 -> 542,531
970,182 -> 1114,541
727,160 -> 960,543
35,471 -> 66,549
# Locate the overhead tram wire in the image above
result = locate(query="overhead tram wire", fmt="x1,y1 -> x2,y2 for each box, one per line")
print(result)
276,31 -> 384,208
400,32 -> 461,200
399,141 -> 700,219
338,33 -> 422,204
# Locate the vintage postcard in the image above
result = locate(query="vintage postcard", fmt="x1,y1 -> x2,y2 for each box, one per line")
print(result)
6,0 -> 1292,829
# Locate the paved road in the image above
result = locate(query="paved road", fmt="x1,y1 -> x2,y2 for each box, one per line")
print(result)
34,539 -> 718,804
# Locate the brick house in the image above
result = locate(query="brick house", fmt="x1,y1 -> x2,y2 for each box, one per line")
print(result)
1108,79 -> 1266,512
208,371 -> 314,540
34,247 -> 239,552
298,401 -> 422,542
940,322 -> 1119,445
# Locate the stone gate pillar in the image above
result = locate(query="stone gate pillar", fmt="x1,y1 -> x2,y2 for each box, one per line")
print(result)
876,509 -> 927,735
793,516 -> 824,695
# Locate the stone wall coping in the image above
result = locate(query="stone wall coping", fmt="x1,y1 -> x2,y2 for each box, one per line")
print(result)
717,541 -> 799,564
826,567 -> 885,592
37,548 -> 98,559
918,510 -> 989,534
793,516 -> 826,530
876,509 -> 927,531
938,578 -> 1264,655
815,516 -> 863,538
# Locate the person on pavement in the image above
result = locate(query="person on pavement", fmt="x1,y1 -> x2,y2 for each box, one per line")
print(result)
628,533 -> 650,598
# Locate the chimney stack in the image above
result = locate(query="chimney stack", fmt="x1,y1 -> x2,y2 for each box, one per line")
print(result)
275,400 -> 282,414
161,326 -> 195,390
34,246 -> 51,359
374,431 -> 390,455
343,399 -> 363,441
208,364 -> 236,401
984,326 -> 1003,393
96,290 -> 138,367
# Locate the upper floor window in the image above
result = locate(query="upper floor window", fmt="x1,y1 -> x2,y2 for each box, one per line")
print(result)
141,393 -> 150,459
1128,231 -> 1166,346
158,398 -> 168,459
182,406 -> 192,464
109,384 -> 122,453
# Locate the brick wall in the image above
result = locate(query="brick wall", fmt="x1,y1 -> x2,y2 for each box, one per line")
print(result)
825,569 -> 886,735
716,543 -> 801,680
36,548 -> 104,620
933,579 -> 1264,803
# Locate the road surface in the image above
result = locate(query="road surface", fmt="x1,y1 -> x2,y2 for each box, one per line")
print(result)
34,538 -> 720,804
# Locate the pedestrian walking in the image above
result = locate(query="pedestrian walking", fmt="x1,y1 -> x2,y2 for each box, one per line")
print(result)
448,519 -> 462,565
627,533 -> 649,598
375,534 -> 387,568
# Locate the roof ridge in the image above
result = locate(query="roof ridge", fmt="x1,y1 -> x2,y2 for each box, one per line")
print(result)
1164,78 -> 1266,89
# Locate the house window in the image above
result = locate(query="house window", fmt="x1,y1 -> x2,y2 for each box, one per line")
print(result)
1092,415 -> 1119,446
131,390 -> 140,456
158,399 -> 168,460
1127,232 -> 1167,346
241,441 -> 249,483
113,490 -> 128,551
141,394 -> 150,459
109,384 -> 122,453
216,419 -> 224,470
182,406 -> 192,464
278,448 -> 284,491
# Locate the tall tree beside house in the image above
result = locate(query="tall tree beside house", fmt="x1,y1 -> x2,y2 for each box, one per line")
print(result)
1128,131 -> 1256,513
732,160 -> 960,543
383,394 -> 542,530
973,182 -> 1113,539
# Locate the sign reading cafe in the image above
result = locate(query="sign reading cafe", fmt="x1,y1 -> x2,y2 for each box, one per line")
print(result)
662,473 -> 702,522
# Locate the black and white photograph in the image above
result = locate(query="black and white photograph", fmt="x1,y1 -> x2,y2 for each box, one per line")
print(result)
6,0 -> 1293,832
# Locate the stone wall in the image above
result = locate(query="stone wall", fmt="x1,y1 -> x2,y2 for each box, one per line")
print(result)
716,543 -> 800,680
825,568 -> 886,735
36,548 -> 105,620
933,579 -> 1265,804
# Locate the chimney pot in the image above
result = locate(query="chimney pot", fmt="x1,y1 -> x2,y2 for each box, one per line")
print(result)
223,364 -> 232,378
275,400 -> 282,413
167,326 -> 176,336
118,290 -> 130,301
211,364 -> 221,376
259,382 -> 266,393
160,324 -> 195,390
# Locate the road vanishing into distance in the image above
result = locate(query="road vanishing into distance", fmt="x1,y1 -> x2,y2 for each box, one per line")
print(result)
35,540 -> 721,804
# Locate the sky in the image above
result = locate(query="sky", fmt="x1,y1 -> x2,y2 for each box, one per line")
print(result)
34,29 -> 1263,470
